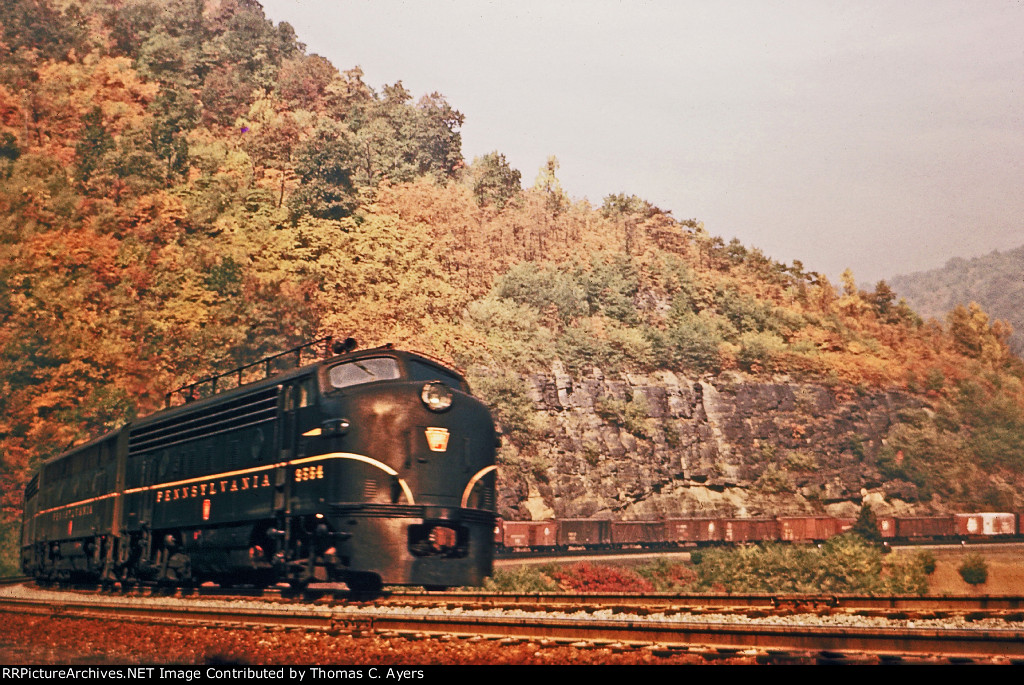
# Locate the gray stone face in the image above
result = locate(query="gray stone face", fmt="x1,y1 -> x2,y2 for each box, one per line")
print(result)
495,364 -> 927,521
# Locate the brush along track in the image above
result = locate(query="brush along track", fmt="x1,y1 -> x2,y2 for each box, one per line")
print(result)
2,584 -> 1024,661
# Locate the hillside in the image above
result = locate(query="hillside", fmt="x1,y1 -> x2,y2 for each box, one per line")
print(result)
889,246 -> 1024,355
2,0 -> 1024,570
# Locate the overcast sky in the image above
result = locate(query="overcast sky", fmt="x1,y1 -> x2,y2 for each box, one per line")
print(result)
258,0 -> 1023,284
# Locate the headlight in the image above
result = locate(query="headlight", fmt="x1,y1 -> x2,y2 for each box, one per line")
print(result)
421,382 -> 453,412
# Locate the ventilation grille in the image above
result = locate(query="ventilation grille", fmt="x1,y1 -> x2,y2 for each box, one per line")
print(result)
129,387 -> 279,456
25,474 -> 39,500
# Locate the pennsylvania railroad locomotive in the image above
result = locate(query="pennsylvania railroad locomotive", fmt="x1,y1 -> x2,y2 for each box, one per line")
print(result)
20,338 -> 499,592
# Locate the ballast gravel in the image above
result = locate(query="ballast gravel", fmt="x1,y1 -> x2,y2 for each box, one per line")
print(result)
3,582 -> 1023,633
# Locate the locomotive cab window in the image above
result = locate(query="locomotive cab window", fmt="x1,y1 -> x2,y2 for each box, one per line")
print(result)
296,378 -> 314,407
408,360 -> 465,390
327,357 -> 401,390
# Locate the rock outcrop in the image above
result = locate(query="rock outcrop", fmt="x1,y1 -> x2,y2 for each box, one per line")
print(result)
496,362 -> 928,520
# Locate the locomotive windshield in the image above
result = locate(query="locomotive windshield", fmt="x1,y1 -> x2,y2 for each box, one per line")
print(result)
328,357 -> 401,389
407,359 -> 464,389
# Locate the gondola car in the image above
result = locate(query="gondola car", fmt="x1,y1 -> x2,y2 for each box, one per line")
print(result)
21,338 -> 499,592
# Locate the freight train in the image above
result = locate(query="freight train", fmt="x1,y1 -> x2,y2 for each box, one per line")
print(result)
20,338 -> 499,592
496,513 -> 1020,552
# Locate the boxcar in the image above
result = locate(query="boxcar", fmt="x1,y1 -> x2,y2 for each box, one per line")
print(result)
502,520 -> 558,548
877,517 -> 897,539
663,518 -> 724,544
954,513 -> 1017,537
895,516 -> 955,540
723,518 -> 779,543
557,519 -> 611,547
777,516 -> 846,542
610,521 -> 664,546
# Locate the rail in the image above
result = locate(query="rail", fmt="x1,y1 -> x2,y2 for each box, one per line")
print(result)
2,589 -> 1023,662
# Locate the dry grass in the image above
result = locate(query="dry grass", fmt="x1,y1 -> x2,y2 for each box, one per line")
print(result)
891,545 -> 1024,595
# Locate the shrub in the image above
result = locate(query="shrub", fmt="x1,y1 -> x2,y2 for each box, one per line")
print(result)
582,442 -> 602,467
663,423 -> 681,449
468,371 -> 540,447
958,553 -> 988,585
546,562 -> 655,593
494,262 -> 588,323
556,317 -> 654,373
636,558 -> 698,591
754,464 -> 793,494
580,254 -> 640,324
736,330 -> 787,372
785,450 -> 817,471
656,311 -> 726,373
816,535 -> 886,593
689,535 -> 915,594
463,296 -> 556,369
924,368 -> 946,393
852,504 -> 882,544
593,395 -> 651,438
715,285 -> 772,334
915,550 -> 937,576
483,566 -> 558,593
880,553 -> 929,594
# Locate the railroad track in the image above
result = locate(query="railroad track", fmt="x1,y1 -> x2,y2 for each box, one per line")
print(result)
2,582 -> 1023,662
0,576 -> 30,587
385,589 -> 1024,612
11,578 -> 1024,612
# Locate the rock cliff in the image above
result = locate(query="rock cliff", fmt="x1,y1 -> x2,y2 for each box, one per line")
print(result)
495,362 -> 930,521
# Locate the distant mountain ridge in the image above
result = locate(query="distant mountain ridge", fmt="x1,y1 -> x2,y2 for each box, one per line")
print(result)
889,245 -> 1024,355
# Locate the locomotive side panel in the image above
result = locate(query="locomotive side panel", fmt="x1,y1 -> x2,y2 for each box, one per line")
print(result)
23,431 -> 121,581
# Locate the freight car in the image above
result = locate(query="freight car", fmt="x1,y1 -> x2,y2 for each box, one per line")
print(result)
496,513 -> 1019,553
21,338 -> 499,592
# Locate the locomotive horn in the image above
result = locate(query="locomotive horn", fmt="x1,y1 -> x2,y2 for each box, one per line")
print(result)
332,337 -> 357,355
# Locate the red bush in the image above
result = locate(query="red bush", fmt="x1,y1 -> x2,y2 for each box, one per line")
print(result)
547,562 -> 655,593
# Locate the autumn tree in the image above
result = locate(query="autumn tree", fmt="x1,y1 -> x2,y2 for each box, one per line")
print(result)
533,154 -> 568,215
948,302 -> 1013,365
289,119 -> 357,220
466,151 -> 521,209
277,54 -> 338,112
